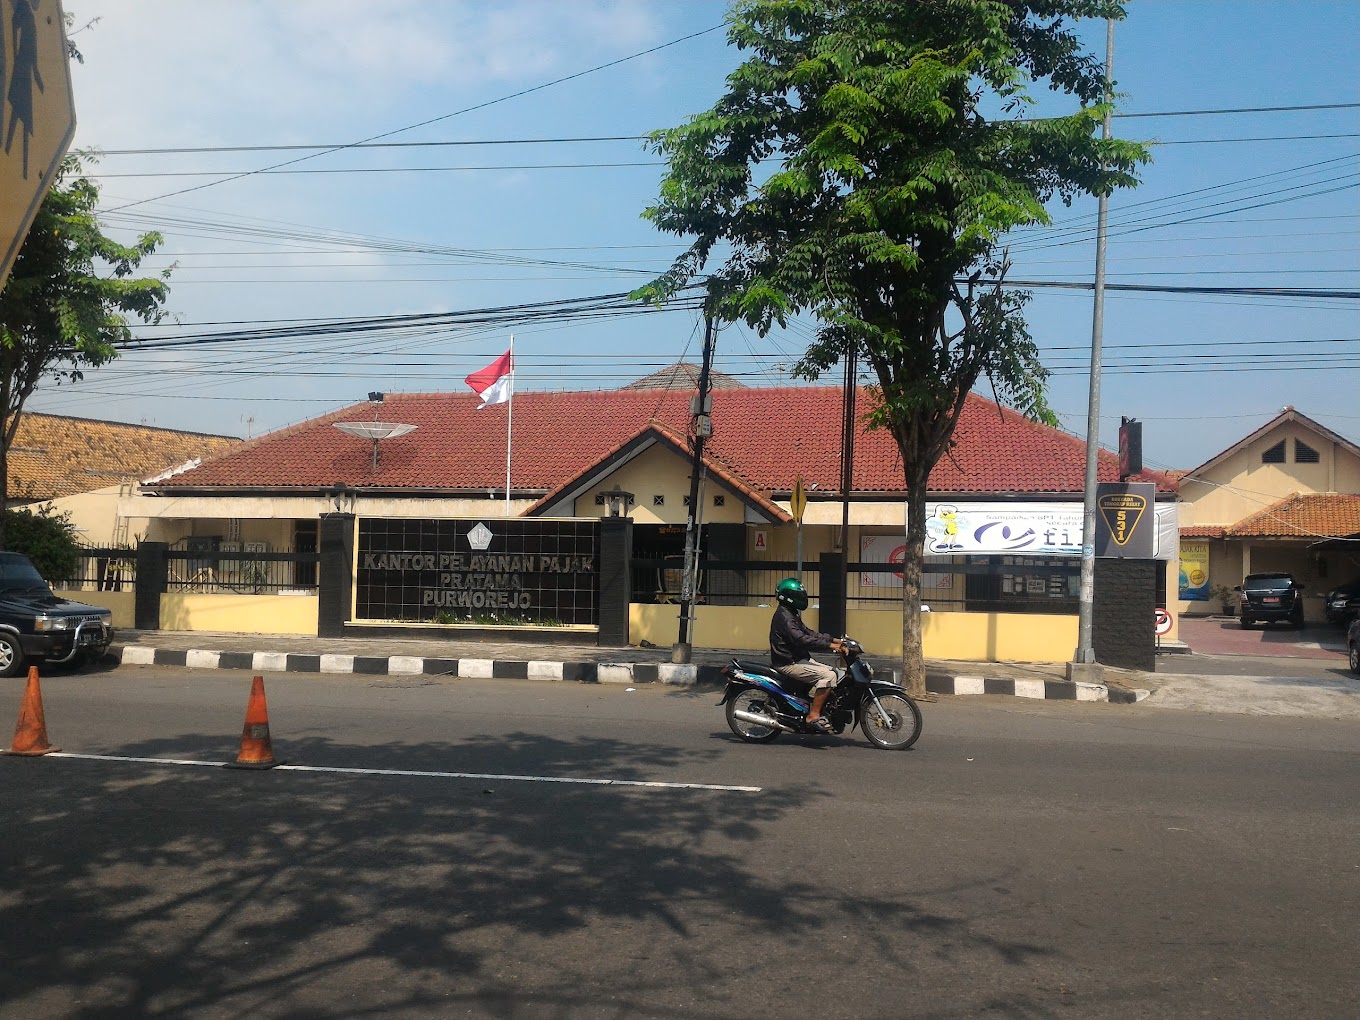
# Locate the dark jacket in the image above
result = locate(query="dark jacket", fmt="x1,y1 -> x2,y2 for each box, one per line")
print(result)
770,604 -> 836,667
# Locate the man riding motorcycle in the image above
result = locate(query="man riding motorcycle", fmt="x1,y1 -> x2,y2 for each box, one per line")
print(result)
769,577 -> 843,733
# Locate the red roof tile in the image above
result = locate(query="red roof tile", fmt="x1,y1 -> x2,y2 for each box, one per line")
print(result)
1226,493 -> 1360,539
1180,525 -> 1226,539
153,386 -> 1134,497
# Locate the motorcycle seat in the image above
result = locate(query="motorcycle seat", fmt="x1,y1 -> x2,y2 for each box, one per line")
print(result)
733,659 -> 781,680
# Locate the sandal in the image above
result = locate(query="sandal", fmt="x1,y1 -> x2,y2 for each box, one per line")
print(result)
807,718 -> 833,734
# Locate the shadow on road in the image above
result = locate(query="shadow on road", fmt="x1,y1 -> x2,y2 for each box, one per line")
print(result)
0,731 -> 1051,1017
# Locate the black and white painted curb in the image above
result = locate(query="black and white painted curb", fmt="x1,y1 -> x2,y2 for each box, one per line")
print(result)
116,645 -> 1149,703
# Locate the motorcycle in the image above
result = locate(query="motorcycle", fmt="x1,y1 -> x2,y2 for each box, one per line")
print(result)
717,637 -> 923,750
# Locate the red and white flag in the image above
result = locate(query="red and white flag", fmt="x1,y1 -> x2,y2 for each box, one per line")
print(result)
465,350 -> 513,408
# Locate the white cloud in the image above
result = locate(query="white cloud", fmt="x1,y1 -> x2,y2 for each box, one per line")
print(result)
69,0 -> 666,151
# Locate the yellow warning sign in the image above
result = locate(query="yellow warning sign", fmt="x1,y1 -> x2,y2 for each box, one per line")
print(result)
790,475 -> 807,524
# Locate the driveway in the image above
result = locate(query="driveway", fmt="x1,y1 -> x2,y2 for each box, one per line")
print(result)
1176,615 -> 1346,661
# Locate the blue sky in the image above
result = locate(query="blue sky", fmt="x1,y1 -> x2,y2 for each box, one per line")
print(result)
30,0 -> 1360,472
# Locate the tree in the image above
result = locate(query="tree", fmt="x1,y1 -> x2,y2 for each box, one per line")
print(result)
4,505 -> 79,581
0,154 -> 171,548
636,0 -> 1149,695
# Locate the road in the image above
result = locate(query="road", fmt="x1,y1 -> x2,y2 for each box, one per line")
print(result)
1,668 -> 1356,1019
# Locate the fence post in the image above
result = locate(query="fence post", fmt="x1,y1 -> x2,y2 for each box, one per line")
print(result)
318,513 -> 355,638
818,550 -> 846,637
598,516 -> 633,646
134,541 -> 168,631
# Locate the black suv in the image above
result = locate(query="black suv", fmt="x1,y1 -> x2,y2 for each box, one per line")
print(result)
0,552 -> 113,677
1236,572 -> 1305,629
1322,577 -> 1360,626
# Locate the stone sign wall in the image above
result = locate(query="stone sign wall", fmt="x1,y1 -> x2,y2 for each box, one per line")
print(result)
356,518 -> 599,626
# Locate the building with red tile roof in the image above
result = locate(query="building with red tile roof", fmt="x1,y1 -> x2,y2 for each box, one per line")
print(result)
1175,407 -> 1360,620
120,382 -> 1179,619
143,385 -> 1135,502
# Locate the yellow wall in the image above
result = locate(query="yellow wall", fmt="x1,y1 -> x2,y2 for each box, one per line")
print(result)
158,593 -> 319,635
630,603 -> 1077,662
572,444 -> 747,525
1180,422 -> 1360,527
53,589 -> 136,629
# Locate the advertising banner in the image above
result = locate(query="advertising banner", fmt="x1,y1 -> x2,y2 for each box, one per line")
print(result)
1179,540 -> 1210,601
922,502 -> 1083,556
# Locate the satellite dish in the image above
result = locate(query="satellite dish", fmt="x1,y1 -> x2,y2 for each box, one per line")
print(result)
333,421 -> 418,468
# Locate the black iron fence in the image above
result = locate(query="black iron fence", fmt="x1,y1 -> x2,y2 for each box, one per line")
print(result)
164,543 -> 319,594
54,546 -> 139,592
631,558 -> 822,606
629,555 -> 1081,615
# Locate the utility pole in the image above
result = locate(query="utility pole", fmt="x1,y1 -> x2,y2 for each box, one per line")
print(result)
1074,17 -> 1115,670
840,342 -> 857,556
674,312 -> 716,664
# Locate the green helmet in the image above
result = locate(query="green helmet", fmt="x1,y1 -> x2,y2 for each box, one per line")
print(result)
775,577 -> 809,611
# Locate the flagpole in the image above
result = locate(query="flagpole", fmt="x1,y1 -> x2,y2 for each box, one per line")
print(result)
505,335 -> 514,517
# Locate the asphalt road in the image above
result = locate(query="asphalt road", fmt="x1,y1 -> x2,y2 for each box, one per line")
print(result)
1,668 -> 1356,1019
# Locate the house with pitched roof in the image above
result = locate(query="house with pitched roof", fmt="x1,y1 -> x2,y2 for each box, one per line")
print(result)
114,381 -> 1177,657
1175,407 -> 1360,622
7,413 -> 239,544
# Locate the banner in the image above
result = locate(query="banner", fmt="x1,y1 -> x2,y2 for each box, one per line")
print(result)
1179,540 -> 1210,601
923,502 -> 1083,556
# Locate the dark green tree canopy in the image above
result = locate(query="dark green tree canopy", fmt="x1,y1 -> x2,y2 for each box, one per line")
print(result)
639,0 -> 1146,422
637,0 -> 1149,693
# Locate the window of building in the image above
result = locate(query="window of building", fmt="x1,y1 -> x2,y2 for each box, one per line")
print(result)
594,492 -> 607,505
653,494 -> 665,506
1295,440 -> 1320,464
713,495 -> 726,507
1262,440 -> 1286,464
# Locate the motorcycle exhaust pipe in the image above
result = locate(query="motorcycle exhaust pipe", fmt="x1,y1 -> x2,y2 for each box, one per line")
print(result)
731,709 -> 796,733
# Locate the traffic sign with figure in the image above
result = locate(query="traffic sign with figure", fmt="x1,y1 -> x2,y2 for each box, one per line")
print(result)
1,0 -> 76,288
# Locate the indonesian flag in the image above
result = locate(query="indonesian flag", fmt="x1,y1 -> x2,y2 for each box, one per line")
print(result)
465,350 -> 513,407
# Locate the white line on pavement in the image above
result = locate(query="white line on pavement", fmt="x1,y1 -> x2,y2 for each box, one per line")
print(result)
47,752 -> 761,793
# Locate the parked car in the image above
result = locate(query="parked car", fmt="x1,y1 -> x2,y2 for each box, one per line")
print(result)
0,552 -> 113,677
1321,577 -> 1360,626
1348,617 -> 1360,674
1236,572 -> 1305,629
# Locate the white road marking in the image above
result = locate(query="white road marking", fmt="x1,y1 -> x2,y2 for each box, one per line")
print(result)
47,752 -> 761,793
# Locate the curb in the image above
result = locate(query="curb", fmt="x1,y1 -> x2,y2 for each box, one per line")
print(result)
114,645 -> 1149,703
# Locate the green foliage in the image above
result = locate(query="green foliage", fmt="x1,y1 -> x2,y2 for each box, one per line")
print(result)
3,506 -> 79,581
635,0 -> 1150,690
0,153 -> 171,546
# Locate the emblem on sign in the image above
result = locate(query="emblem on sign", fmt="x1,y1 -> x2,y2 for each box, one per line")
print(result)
467,522 -> 493,550
1097,492 -> 1147,547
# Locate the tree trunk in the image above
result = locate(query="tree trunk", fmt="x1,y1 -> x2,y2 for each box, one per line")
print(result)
898,471 -> 930,698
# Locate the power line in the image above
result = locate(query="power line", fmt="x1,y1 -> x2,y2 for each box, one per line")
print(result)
84,103 -> 1360,158
103,23 -> 724,212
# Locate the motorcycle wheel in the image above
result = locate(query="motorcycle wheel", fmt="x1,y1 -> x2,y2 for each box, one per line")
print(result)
859,691 -> 922,750
725,688 -> 782,743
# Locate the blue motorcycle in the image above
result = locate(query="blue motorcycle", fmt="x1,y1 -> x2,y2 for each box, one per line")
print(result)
718,637 -> 923,750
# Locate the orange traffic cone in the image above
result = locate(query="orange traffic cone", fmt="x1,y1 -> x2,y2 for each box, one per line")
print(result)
225,675 -> 284,769
4,666 -> 60,756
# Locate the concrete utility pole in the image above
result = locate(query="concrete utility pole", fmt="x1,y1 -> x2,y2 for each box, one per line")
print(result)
674,313 -> 716,664
1074,17 -> 1115,668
